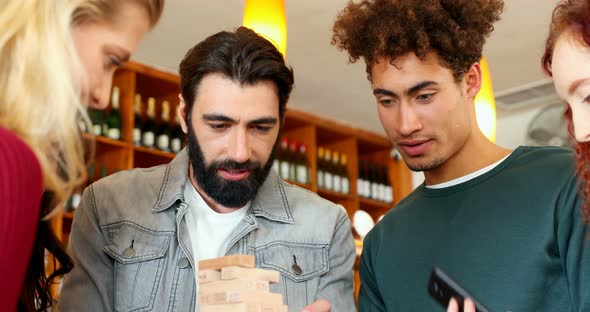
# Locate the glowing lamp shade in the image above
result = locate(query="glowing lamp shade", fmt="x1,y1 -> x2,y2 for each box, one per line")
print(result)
243,0 -> 287,56
475,57 -> 497,143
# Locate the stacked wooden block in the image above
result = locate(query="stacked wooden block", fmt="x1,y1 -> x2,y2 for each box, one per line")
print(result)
198,255 -> 287,312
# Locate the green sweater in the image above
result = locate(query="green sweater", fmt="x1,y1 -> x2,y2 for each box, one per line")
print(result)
359,146 -> 590,311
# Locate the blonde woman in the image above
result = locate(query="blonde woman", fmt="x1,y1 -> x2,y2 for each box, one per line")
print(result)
72,0 -> 164,109
0,1 -> 84,311
0,0 -> 164,311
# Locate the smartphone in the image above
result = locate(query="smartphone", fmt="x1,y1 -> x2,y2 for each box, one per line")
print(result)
427,266 -> 489,312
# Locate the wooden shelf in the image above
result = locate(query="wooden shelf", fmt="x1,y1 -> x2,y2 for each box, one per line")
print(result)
359,197 -> 393,211
123,61 -> 180,85
317,189 -> 354,201
83,133 -> 131,149
134,146 -> 176,159
133,146 -> 175,168
284,179 -> 313,190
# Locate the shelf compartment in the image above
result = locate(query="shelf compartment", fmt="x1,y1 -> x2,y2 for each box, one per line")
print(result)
359,197 -> 393,210
84,133 -> 130,149
133,146 -> 175,168
317,189 -> 354,202
284,179 -> 313,191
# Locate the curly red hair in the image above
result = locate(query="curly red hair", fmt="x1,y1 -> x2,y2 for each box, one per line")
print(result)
543,0 -> 590,222
331,0 -> 503,81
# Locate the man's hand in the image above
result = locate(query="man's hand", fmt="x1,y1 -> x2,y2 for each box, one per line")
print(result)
447,298 -> 475,312
300,299 -> 331,312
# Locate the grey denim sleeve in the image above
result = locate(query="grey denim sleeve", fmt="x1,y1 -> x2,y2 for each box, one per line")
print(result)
59,185 -> 114,312
315,206 -> 356,312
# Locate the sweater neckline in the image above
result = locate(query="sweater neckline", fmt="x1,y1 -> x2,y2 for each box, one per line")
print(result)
417,146 -> 525,197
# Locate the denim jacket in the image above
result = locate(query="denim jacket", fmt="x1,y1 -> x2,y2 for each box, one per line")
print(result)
59,148 -> 356,312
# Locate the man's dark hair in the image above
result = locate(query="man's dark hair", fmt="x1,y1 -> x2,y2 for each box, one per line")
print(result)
179,26 -> 294,121
331,0 -> 504,81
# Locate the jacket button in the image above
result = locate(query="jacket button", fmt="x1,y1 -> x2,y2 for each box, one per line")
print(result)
292,263 -> 302,275
122,247 -> 135,258
178,257 -> 190,269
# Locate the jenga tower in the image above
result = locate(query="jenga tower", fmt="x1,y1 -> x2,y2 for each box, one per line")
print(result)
198,255 -> 288,312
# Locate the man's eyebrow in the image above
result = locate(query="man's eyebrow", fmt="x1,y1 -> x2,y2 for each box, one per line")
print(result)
404,81 -> 437,96
248,117 -> 278,125
373,88 -> 397,97
202,114 -> 236,123
372,81 -> 438,98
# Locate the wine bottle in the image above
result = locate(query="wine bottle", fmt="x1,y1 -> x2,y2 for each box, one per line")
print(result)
279,138 -> 290,179
357,160 -> 365,197
133,94 -> 143,146
367,163 -> 374,199
88,108 -> 105,136
332,151 -> 342,193
379,166 -> 388,203
142,97 -> 157,148
370,164 -> 379,201
106,86 -> 122,140
69,163 -> 95,210
156,101 -> 172,152
272,160 -> 279,174
317,147 -> 325,189
87,163 -> 96,185
98,165 -> 108,181
324,149 -> 333,191
78,112 -> 88,133
288,140 -> 297,182
101,110 -> 109,138
272,142 -> 281,174
341,154 -> 350,194
383,166 -> 393,203
296,143 -> 309,184
170,114 -> 184,153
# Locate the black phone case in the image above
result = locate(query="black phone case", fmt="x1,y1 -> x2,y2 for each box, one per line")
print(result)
427,267 -> 489,312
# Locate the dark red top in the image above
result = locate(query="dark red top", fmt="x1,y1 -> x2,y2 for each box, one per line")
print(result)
0,128 -> 43,311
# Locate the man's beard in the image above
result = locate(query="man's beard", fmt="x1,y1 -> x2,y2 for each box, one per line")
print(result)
186,124 -> 278,208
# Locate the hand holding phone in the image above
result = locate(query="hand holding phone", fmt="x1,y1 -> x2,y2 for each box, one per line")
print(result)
427,266 -> 489,312
448,297 -> 476,312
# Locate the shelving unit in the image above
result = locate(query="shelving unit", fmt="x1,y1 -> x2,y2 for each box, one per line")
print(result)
53,61 -> 413,302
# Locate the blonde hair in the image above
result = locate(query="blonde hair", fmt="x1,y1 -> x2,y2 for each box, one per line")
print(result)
0,0 -> 86,216
72,0 -> 165,27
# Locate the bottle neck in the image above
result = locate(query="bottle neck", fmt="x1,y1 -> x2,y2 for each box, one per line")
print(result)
147,103 -> 156,119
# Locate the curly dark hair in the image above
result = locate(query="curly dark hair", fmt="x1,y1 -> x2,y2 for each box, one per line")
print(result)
331,0 -> 504,81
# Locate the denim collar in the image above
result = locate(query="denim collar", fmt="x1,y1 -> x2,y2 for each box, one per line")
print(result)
152,148 -> 294,224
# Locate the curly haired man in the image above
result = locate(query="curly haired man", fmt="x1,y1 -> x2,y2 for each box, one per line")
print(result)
332,1 -> 590,311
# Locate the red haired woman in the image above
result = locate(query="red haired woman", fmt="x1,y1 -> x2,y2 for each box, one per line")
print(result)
543,0 -> 590,222
450,2 -> 590,311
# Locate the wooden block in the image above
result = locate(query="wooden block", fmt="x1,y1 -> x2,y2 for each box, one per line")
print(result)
199,255 -> 255,271
200,303 -> 285,312
199,289 -> 283,305
200,279 -> 270,293
221,266 -> 280,284
199,269 -> 222,283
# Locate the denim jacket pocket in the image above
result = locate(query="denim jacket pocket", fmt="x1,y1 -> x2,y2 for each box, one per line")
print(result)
257,242 -> 329,307
103,222 -> 171,312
